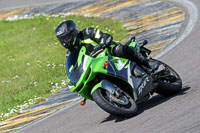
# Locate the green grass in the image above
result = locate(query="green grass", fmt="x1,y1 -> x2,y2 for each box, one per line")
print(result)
0,15 -> 128,120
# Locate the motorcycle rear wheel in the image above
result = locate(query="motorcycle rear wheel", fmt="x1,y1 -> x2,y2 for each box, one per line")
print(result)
155,60 -> 182,96
92,87 -> 137,118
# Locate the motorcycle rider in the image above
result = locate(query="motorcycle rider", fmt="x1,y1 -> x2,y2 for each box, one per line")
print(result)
55,20 -> 159,71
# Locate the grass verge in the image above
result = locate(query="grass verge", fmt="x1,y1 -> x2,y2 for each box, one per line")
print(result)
0,15 -> 128,120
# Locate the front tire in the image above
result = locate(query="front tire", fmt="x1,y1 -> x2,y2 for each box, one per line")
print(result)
92,88 -> 137,118
155,60 -> 182,96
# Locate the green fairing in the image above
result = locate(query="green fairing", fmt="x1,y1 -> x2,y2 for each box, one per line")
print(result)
129,42 -> 136,47
120,58 -> 128,63
109,44 -> 115,55
113,57 -> 119,70
69,46 -> 88,92
129,42 -> 140,53
124,63 -> 130,69
78,46 -> 86,66
77,56 -> 131,99
112,57 -> 128,71
68,41 -> 138,100
69,46 -> 110,100
79,56 -> 109,99
90,57 -> 108,74
91,82 -> 102,95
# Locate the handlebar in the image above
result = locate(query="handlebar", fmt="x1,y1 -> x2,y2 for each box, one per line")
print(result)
140,46 -> 151,57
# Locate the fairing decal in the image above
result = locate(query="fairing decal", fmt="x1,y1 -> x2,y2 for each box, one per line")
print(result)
107,56 -> 117,76
108,56 -> 129,80
83,55 -> 88,71
127,64 -> 134,88
115,57 -> 128,71
78,46 -> 86,66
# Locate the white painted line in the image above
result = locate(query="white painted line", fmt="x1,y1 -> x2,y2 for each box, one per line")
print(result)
155,0 -> 198,59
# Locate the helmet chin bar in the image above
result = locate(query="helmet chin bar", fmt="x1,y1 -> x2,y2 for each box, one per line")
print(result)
73,37 -> 77,45
73,38 -> 81,50
66,37 -> 80,51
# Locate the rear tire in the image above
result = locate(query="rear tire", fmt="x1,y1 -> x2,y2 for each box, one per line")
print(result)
92,88 -> 137,118
155,60 -> 182,96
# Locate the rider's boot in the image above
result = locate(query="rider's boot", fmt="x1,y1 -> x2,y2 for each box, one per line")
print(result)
113,44 -> 160,72
136,53 -> 160,72
124,45 -> 160,71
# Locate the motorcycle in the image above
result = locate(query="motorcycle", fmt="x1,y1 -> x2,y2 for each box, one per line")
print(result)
66,37 -> 182,118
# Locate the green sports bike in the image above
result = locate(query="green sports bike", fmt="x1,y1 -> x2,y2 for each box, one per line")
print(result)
66,37 -> 182,118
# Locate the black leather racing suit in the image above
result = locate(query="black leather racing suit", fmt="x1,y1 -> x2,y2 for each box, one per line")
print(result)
78,27 -> 151,68
79,27 -> 113,55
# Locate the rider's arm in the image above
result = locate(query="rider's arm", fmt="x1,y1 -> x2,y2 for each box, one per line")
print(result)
79,27 -> 113,47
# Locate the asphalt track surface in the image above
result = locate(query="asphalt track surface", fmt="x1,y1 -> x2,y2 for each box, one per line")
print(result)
8,0 -> 200,132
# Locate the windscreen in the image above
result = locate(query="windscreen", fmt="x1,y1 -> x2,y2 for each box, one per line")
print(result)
66,51 -> 84,86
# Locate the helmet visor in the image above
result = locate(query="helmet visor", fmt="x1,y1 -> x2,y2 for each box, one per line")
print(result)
63,34 -> 72,44
59,34 -> 72,48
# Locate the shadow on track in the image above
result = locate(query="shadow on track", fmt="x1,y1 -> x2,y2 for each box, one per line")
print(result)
100,86 -> 190,124
137,86 -> 190,114
100,115 -> 127,123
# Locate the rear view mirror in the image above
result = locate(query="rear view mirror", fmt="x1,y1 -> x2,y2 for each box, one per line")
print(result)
141,40 -> 148,47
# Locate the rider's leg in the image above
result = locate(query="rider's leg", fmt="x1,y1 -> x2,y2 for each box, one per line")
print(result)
113,44 -> 159,70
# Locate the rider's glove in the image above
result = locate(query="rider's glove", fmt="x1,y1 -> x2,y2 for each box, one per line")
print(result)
100,33 -> 113,48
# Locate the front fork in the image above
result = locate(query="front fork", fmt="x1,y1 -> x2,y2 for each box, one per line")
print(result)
91,80 -> 118,95
80,80 -> 119,106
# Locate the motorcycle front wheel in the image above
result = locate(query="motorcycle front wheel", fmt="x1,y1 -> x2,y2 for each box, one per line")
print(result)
154,60 -> 182,96
92,87 -> 137,118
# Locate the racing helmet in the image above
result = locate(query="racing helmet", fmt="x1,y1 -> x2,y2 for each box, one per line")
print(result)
55,20 -> 79,50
